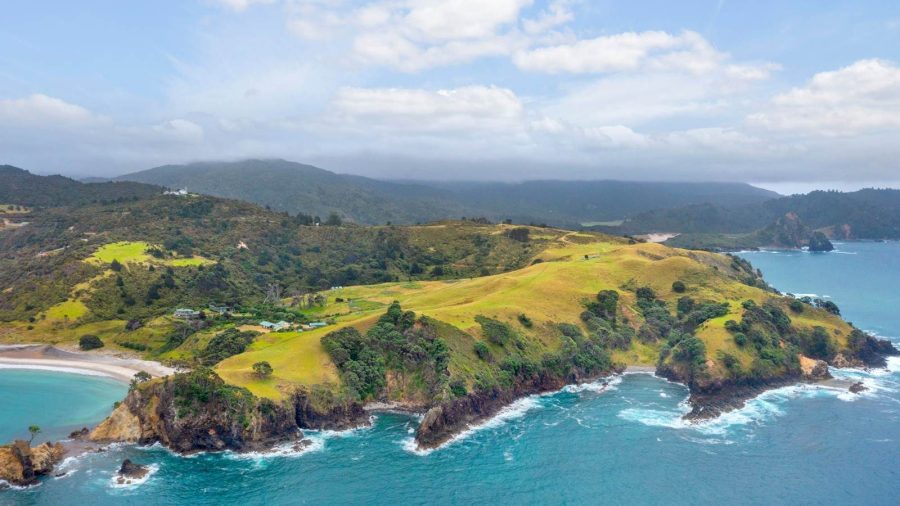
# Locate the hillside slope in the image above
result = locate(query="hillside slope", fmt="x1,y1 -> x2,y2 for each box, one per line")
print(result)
0,165 -> 159,207
116,159 -> 778,226
602,189 -> 900,246
116,159 -> 468,225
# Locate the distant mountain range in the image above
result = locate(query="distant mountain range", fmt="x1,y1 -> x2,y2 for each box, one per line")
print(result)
3,160 -> 899,250
0,165 -> 158,207
598,188 -> 900,246
114,159 -> 779,226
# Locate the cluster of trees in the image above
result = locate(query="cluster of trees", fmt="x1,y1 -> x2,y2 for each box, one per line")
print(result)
722,300 -> 803,378
321,302 -> 450,401
198,328 -> 259,366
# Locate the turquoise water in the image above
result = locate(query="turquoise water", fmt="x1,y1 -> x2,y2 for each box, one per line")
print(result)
0,370 -> 126,444
3,242 -> 899,504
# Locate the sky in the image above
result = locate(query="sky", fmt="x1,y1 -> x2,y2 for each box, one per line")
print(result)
1,0 -> 899,190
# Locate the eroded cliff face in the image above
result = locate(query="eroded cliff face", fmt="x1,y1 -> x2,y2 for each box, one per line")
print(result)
90,369 -> 299,453
0,441 -> 64,487
415,367 -> 622,449
658,333 -> 898,421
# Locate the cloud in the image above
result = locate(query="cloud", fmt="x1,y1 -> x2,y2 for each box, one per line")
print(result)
208,0 -> 275,12
0,94 -> 108,127
328,85 -> 524,133
513,30 -> 773,77
522,0 -> 573,34
749,59 -> 900,135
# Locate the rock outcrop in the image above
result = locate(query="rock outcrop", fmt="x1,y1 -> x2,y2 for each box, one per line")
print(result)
0,440 -> 64,487
416,367 -> 622,449
115,459 -> 149,485
800,355 -> 831,380
293,390 -> 368,431
807,231 -> 834,252
90,369 -> 299,453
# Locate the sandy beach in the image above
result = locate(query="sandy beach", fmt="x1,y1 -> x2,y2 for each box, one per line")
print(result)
0,344 -> 176,382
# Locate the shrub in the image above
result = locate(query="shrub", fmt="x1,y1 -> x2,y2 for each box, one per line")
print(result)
199,329 -> 258,366
672,280 -> 686,293
117,340 -> 148,351
636,287 -> 656,301
473,341 -> 493,361
252,361 -> 273,378
593,290 -> 619,321
724,320 -> 742,333
475,315 -> 516,346
517,313 -> 533,328
733,333 -> 748,347
815,299 -> 841,315
789,299 -> 805,313
79,335 -> 104,351
449,379 -> 467,397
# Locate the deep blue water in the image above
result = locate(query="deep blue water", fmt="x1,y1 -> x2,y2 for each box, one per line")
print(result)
2,242 -> 899,505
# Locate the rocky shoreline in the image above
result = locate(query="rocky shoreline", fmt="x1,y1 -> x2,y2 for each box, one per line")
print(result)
2,335 -> 895,487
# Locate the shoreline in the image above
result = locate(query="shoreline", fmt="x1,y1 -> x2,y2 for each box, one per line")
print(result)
0,344 -> 175,382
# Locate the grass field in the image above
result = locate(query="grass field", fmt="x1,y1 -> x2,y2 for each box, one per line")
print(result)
166,256 -> 216,267
86,241 -> 152,265
43,299 -> 89,321
213,235 -> 850,399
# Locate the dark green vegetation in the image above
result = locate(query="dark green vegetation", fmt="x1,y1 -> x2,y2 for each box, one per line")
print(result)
322,302 -> 449,402
0,165 -> 158,207
0,174 -> 549,324
199,329 -> 259,366
78,335 -> 104,350
115,159 -> 777,226
252,361 -> 273,378
599,189 -> 900,250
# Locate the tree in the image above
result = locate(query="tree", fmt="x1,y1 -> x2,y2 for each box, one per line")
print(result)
506,227 -> 530,242
672,280 -> 686,293
130,370 -> 152,390
28,425 -> 41,444
252,361 -> 273,378
79,334 -> 104,350
110,259 -> 123,272
473,341 -> 492,361
324,212 -> 343,226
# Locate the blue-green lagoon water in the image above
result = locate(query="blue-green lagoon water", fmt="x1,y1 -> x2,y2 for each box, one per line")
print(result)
2,242 -> 899,504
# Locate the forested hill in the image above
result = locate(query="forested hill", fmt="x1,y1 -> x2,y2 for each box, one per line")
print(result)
115,159 -> 778,226
603,189 -> 900,240
116,160 -> 468,225
0,165 -> 159,207
428,180 -> 779,225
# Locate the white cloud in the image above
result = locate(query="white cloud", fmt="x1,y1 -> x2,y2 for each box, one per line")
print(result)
514,31 -> 698,73
522,0 -> 573,34
749,59 -> 900,135
403,0 -> 532,41
0,94 -> 107,127
208,0 -> 275,12
329,85 -> 524,133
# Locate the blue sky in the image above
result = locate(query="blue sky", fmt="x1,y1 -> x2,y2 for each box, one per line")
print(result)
2,0 -> 899,190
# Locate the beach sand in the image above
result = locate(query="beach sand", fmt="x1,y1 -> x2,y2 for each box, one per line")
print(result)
0,344 -> 175,382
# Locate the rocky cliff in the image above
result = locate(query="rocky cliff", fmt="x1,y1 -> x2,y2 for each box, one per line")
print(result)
659,331 -> 897,421
415,366 -> 623,449
90,368 -> 299,453
89,369 -> 374,453
0,440 -> 64,487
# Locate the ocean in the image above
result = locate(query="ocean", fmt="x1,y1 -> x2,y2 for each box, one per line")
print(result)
2,241 -> 898,505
